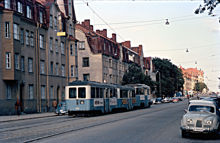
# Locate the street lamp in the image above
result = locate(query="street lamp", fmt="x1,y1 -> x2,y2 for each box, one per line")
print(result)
156,71 -> 161,97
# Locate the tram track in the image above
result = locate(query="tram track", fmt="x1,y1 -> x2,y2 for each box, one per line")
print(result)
0,116 -> 81,133
22,102 -> 186,143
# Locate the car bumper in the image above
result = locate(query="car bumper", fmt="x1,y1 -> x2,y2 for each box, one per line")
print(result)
180,126 -> 218,134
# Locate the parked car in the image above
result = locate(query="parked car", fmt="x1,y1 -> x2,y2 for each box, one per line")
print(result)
162,97 -> 170,103
172,97 -> 179,103
55,102 -> 67,115
155,97 -> 162,104
180,100 -> 220,138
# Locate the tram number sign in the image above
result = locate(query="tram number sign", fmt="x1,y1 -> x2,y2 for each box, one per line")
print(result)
94,99 -> 104,107
140,95 -> 145,100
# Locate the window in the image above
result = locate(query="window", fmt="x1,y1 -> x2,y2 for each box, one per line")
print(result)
26,30 -> 29,45
15,54 -> 19,70
70,44 -> 73,56
55,63 -> 59,75
13,23 -> 19,40
26,5 -> 32,19
40,60 -> 45,74
29,85 -> 34,99
71,65 -> 74,77
68,0 -> 72,16
17,1 -> 23,13
20,29 -> 24,44
49,37 -> 53,51
50,86 -> 53,99
6,84 -> 12,99
5,52 -> 11,69
82,57 -> 89,67
49,15 -> 53,27
5,22 -> 10,38
79,42 -> 85,50
61,65 -> 65,77
50,62 -> 53,75
21,56 -> 24,72
83,74 -> 90,81
41,85 -> 46,99
61,42 -> 64,55
69,88 -> 76,98
109,59 -> 112,68
30,32 -> 34,46
39,11 -> 43,24
78,87 -> 86,98
91,87 -> 95,98
55,39 -> 58,53
39,35 -> 44,48
4,0 -> 10,9
28,58 -> 33,73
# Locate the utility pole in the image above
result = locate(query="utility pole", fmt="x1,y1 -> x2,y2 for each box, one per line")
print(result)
156,71 -> 161,97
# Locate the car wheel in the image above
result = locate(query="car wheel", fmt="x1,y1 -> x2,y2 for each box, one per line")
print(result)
181,130 -> 187,138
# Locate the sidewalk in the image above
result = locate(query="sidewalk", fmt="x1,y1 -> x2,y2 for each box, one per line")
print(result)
0,112 -> 56,122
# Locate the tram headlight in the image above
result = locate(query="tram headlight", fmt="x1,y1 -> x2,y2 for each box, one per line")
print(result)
80,100 -> 85,104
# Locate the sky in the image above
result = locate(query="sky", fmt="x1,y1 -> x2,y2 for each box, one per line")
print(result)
74,0 -> 220,92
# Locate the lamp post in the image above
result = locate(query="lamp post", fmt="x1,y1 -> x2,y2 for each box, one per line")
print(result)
156,71 -> 161,97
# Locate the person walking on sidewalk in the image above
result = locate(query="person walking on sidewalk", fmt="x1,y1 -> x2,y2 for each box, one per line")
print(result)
15,98 -> 21,115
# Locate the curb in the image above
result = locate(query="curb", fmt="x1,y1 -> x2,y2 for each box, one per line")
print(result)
0,114 -> 57,123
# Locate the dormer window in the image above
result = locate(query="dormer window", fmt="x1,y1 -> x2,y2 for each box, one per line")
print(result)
17,1 -> 23,13
39,11 -> 43,24
4,0 -> 10,9
26,5 -> 32,19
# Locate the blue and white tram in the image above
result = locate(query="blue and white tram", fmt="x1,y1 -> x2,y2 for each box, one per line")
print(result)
127,84 -> 151,108
65,81 -> 135,115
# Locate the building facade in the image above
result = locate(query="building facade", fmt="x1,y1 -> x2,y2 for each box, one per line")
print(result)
180,66 -> 204,94
75,19 -> 145,85
0,0 -> 76,115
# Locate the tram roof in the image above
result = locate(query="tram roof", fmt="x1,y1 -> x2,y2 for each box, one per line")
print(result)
68,81 -> 134,90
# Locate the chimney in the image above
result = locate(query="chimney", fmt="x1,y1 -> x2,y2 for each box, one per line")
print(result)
122,41 -> 131,49
102,29 -> 107,37
90,25 -> 93,31
138,45 -> 143,56
81,21 -> 85,27
84,19 -> 90,29
112,33 -> 116,42
96,30 -> 101,34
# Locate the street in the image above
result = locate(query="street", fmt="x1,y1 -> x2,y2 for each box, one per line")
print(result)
0,100 -> 220,143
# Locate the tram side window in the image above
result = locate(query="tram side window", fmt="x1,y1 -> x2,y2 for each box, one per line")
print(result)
120,90 -> 128,98
100,88 -> 104,98
113,89 -> 117,98
96,88 -> 100,98
78,87 -> 86,98
110,89 -> 113,98
136,88 -> 144,94
69,88 -> 76,98
105,88 -> 109,98
91,87 -> 95,98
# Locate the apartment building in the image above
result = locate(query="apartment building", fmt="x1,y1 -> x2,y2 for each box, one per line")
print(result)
0,0 -> 76,115
75,19 -> 143,84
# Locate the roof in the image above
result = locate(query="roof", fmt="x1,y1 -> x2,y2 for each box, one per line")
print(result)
189,100 -> 216,106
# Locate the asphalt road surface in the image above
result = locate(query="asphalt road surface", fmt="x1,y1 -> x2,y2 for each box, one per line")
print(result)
0,100 -> 220,143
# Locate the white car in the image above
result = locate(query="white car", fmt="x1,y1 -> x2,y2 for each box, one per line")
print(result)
180,100 -> 220,137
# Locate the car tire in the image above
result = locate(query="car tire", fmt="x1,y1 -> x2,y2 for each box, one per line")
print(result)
181,130 -> 187,138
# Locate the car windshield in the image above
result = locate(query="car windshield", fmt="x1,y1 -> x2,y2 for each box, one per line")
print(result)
189,105 -> 215,113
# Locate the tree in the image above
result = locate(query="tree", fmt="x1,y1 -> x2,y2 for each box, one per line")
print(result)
153,58 -> 184,97
195,0 -> 220,15
194,82 -> 208,93
122,64 -> 156,90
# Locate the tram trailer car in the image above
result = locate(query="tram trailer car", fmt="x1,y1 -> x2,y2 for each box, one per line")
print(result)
127,84 -> 151,108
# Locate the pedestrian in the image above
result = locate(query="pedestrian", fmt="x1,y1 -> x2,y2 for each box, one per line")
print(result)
15,99 -> 20,115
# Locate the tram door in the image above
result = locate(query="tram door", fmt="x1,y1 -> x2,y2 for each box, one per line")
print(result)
104,88 -> 110,113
